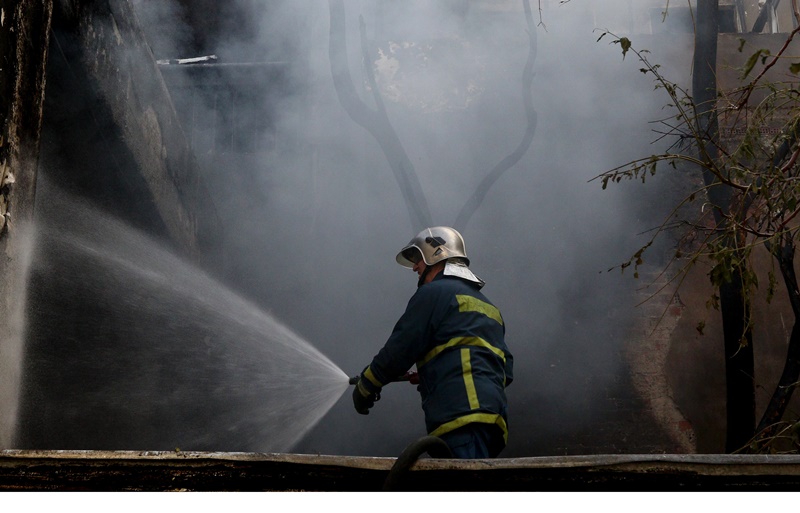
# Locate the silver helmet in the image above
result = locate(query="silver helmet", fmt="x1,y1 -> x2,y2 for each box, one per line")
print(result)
396,226 -> 469,268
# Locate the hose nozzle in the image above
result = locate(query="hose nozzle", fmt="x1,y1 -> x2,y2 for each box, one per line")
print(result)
348,371 -> 418,386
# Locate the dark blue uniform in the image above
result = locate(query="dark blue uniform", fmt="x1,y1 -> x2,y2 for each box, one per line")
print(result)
358,272 -> 513,456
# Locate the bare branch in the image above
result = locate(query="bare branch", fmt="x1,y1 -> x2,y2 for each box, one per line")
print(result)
454,0 -> 538,230
328,0 -> 432,230
736,24 -> 800,110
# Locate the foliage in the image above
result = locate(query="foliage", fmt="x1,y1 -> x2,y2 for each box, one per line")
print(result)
738,418 -> 800,454
593,28 -> 800,452
594,29 -> 800,308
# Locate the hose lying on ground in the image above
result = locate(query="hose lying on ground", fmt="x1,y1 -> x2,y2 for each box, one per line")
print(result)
382,436 -> 452,491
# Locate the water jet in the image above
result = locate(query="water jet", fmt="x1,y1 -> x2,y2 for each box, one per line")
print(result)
16,189 -> 349,453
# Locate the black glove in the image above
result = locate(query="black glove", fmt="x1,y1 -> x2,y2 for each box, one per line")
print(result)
352,380 -> 380,415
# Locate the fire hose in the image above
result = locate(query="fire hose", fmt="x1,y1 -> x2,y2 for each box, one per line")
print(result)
383,436 -> 452,490
349,371 -> 452,490
348,370 -> 419,386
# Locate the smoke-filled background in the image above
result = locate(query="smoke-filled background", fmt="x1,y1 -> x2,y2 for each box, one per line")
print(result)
19,0 -> 697,457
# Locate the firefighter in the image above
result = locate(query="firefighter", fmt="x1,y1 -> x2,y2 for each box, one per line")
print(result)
353,226 -> 513,459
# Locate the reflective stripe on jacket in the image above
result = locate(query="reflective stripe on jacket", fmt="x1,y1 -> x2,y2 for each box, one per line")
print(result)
363,273 -> 513,442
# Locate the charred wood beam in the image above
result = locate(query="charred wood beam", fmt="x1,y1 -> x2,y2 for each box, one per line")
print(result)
5,451 -> 800,491
752,0 -> 781,33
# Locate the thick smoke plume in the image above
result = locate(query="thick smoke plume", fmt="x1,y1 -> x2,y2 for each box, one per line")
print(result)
23,0 -> 693,456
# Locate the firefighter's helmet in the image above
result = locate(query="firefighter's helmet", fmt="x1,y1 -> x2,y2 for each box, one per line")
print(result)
396,226 -> 469,268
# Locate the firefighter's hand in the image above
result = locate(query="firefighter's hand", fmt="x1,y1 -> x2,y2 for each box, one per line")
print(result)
352,381 -> 379,415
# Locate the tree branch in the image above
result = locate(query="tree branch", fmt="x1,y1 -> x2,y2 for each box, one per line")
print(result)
751,235 -> 800,447
454,0 -> 538,230
736,24 -> 800,110
328,0 -> 432,230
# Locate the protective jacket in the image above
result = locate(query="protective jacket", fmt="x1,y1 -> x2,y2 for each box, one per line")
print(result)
360,272 -> 513,443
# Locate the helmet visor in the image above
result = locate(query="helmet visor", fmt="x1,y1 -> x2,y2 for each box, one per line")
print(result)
396,246 -> 422,268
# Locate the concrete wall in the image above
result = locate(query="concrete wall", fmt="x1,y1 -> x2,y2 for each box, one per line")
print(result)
1,0 -> 223,449
52,0 -> 221,267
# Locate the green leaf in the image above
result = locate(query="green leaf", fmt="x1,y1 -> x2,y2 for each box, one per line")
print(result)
791,62 -> 800,75
743,49 -> 768,78
618,37 -> 632,60
696,320 -> 705,335
767,271 -> 777,304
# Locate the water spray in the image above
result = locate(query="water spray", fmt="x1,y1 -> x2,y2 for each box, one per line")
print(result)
21,190 -> 351,453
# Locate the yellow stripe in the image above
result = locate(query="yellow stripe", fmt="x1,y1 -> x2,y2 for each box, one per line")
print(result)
356,381 -> 371,397
363,366 -> 384,388
461,348 -> 480,410
418,336 -> 506,368
457,295 -> 504,326
429,413 -> 508,444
